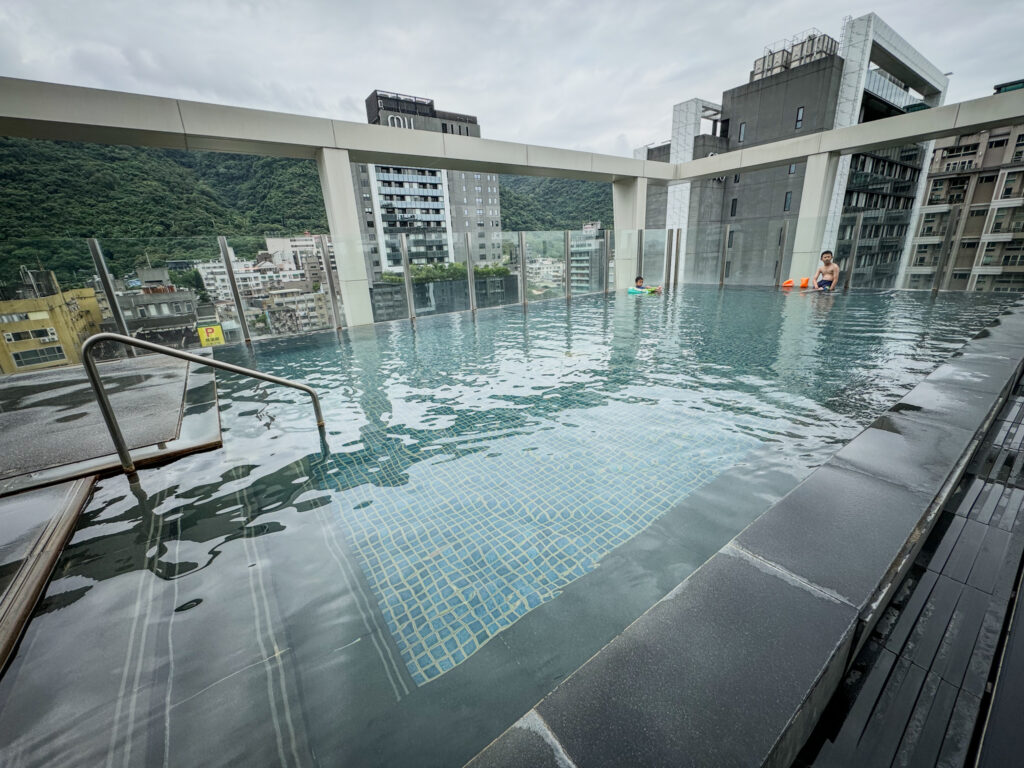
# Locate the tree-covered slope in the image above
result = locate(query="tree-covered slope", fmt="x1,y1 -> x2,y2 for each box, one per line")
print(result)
499,175 -> 612,231
0,137 -> 613,292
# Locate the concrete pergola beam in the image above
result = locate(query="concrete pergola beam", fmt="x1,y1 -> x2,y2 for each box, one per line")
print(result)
0,77 -> 670,183
673,88 -> 1024,182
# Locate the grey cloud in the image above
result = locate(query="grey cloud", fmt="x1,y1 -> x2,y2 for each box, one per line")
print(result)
1,0 -> 1021,155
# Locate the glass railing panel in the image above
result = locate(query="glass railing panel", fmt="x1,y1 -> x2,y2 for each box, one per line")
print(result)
410,230 -> 470,317
567,228 -> 607,295
640,229 -> 668,288
0,237 -> 114,375
95,236 -> 221,350
607,229 -> 617,289
524,231 -> 566,301
220,234 -> 335,341
479,231 -> 522,309
610,229 -> 639,291
369,233 -> 410,323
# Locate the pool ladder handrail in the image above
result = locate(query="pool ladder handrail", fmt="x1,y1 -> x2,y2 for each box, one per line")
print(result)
81,332 -> 326,474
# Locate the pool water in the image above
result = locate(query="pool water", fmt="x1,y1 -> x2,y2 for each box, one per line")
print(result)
0,287 -> 1015,766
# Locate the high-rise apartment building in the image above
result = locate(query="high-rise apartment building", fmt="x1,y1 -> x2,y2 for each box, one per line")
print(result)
905,82 -> 1024,293
354,91 -> 502,280
569,222 -> 606,294
641,14 -> 947,289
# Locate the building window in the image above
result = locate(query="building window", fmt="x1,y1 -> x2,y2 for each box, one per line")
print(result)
795,107 -> 804,129
738,123 -> 746,143
730,198 -> 737,216
724,261 -> 731,278
784,191 -> 792,211
727,230 -> 734,248
789,163 -> 796,174
988,138 -> 1008,149
12,346 -> 66,367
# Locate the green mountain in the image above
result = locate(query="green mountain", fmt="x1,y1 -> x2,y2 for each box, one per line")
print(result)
499,175 -> 612,231
0,137 -> 612,292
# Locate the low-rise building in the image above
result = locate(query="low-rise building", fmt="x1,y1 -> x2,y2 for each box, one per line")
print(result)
0,277 -> 103,374
262,289 -> 330,335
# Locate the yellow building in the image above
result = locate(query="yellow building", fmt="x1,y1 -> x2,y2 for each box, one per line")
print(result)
0,288 -> 103,374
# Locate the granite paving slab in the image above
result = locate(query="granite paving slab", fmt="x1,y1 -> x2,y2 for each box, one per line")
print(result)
0,360 -> 220,496
733,463 -> 934,613
469,549 -> 857,768
828,413 -> 975,496
0,484 -> 77,597
0,476 -> 95,673
0,355 -> 189,481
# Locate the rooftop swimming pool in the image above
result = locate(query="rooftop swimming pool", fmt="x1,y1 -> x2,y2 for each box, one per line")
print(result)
0,286 -> 1016,767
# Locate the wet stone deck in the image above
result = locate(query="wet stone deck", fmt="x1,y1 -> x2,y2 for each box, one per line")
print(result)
796,381 -> 1024,768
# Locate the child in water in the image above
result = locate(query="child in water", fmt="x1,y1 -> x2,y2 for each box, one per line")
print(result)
632,276 -> 662,294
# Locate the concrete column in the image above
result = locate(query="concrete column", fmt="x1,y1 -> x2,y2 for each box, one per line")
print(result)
316,147 -> 374,326
612,177 -> 647,290
789,152 -> 840,281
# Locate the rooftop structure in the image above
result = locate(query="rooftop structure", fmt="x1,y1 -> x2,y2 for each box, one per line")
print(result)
354,91 -> 502,280
641,13 -> 948,288
905,83 -> 1024,292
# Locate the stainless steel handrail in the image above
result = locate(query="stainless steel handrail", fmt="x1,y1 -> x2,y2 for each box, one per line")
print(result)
82,333 -> 326,474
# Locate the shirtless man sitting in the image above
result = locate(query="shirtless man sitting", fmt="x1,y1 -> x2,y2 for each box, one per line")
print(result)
812,250 -> 840,291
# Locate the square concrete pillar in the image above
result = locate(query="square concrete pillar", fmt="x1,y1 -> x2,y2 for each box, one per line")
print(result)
789,152 -> 840,282
613,177 -> 647,291
316,147 -> 374,326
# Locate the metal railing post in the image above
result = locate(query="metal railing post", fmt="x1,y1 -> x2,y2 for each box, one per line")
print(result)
465,231 -> 477,312
400,234 -> 415,320
86,238 -> 135,356
81,332 -> 327,475
218,236 -> 251,346
518,232 -> 528,306
564,230 -> 572,300
637,229 -> 645,282
604,230 -> 611,295
664,229 -> 674,288
673,228 -> 683,289
315,233 -> 344,330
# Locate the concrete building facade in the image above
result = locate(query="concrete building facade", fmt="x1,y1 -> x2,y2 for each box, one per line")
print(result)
642,14 -> 947,288
569,222 -> 606,294
0,282 -> 102,373
906,96 -> 1024,292
354,91 -> 503,280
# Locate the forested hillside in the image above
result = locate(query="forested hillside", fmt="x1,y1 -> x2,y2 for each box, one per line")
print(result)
0,137 -> 612,291
499,175 -> 612,231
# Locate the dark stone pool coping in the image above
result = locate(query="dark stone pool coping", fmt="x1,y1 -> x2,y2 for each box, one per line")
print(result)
467,300 -> 1024,768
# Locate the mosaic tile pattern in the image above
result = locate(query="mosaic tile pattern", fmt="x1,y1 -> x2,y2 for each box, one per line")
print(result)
320,400 -> 754,685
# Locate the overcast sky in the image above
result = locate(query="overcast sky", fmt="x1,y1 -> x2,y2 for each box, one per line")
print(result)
2,0 -> 1022,157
